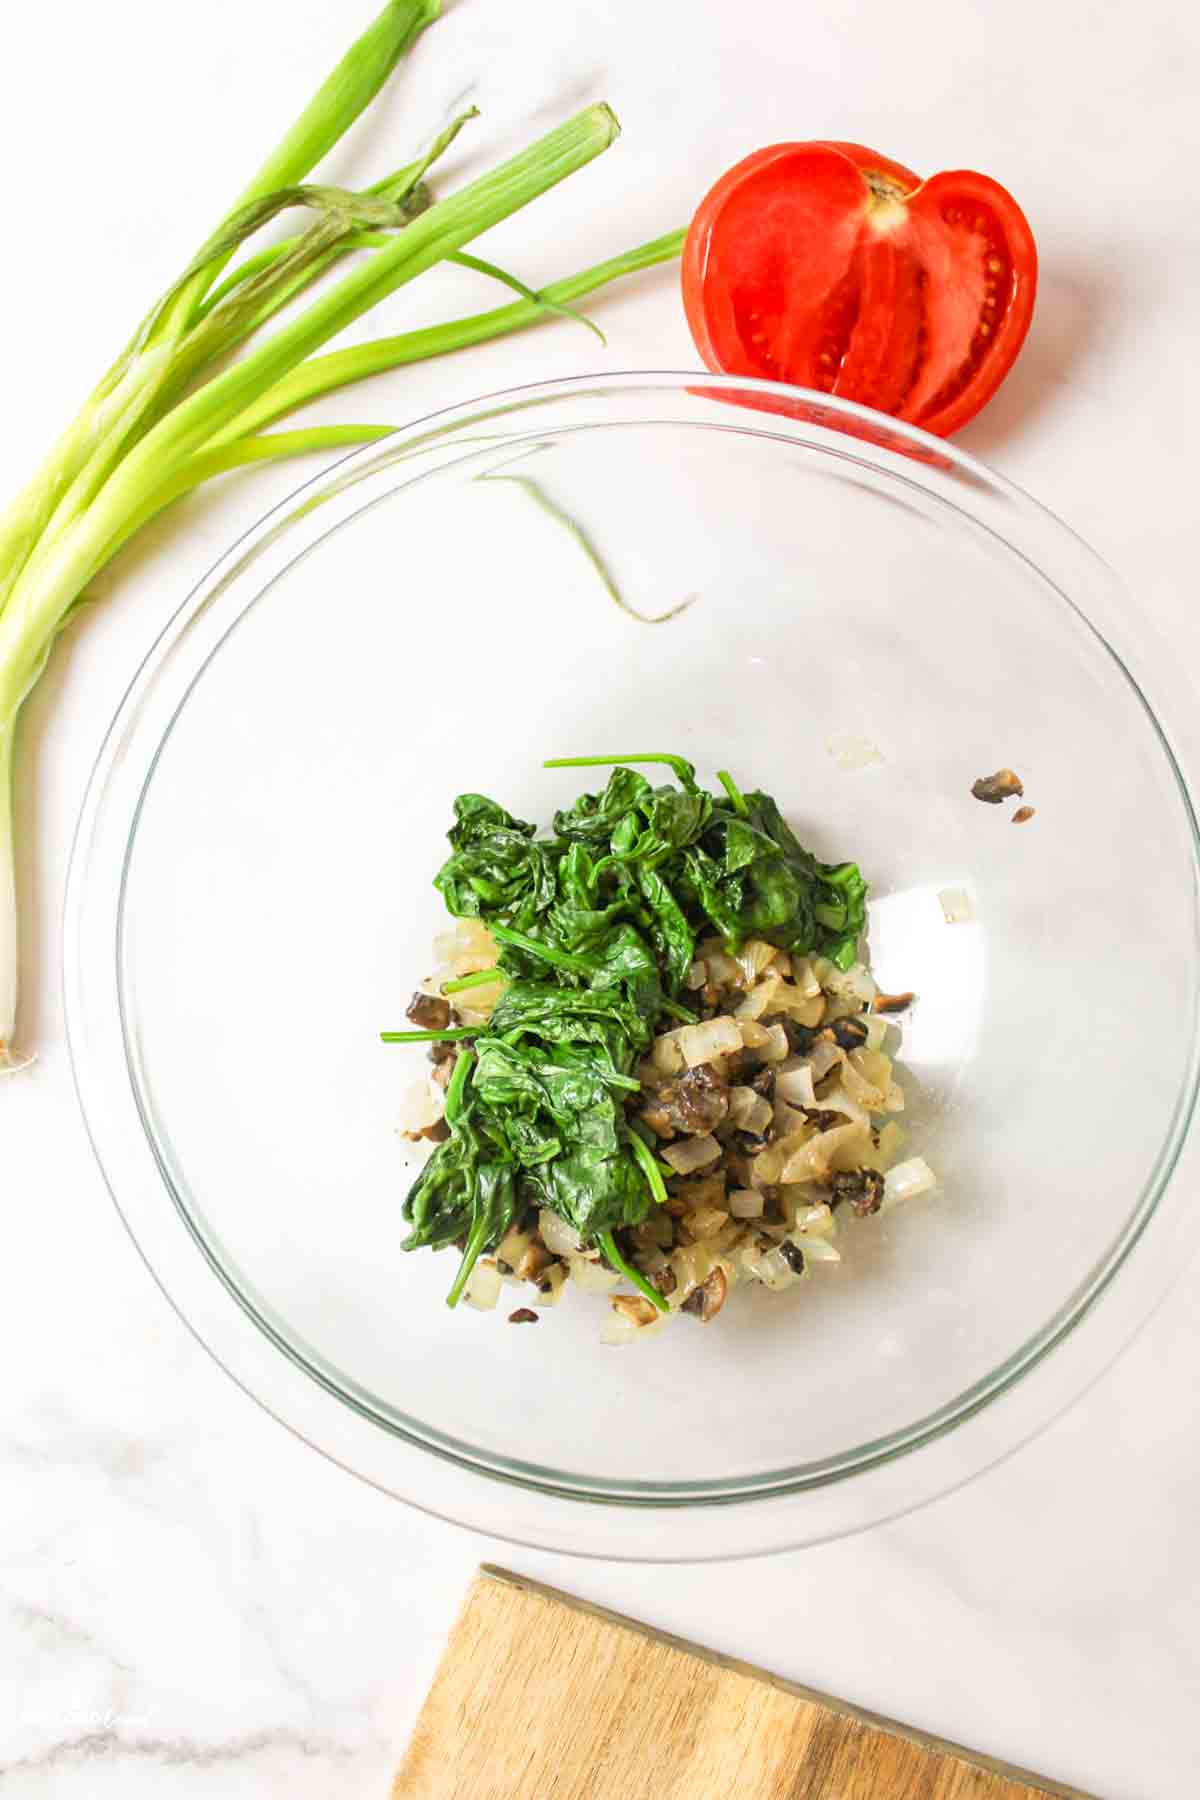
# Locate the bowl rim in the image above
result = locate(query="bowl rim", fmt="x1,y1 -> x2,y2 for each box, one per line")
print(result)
64,370 -> 1200,1556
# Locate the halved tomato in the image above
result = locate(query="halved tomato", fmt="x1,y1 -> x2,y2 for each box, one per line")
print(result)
682,141 -> 1037,437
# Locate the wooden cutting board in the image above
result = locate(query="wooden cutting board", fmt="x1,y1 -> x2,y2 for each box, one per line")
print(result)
392,1565 -> 1097,1799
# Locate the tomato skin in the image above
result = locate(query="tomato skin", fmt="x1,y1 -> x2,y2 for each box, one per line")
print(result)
682,141 -> 1037,438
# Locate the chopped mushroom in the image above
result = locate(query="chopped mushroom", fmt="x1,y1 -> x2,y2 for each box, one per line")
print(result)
829,1167 -> 886,1216
779,1241 -> 806,1275
610,1294 -> 661,1328
507,1308 -> 539,1324
517,1240 -> 554,1283
873,991 -> 915,1015
405,990 -> 452,1031
641,1060 -> 730,1137
971,767 -> 1024,804
830,1016 -> 869,1050
681,1265 -> 728,1322
1012,805 -> 1036,824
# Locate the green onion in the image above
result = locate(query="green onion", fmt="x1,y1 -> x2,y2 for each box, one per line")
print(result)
0,0 -> 684,1063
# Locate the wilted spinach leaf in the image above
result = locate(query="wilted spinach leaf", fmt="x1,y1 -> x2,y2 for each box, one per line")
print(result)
391,754 -> 868,1308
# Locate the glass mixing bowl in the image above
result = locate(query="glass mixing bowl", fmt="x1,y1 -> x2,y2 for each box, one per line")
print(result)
65,374 -> 1200,1560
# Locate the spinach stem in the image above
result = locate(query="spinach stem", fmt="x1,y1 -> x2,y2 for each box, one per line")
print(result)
716,768 -> 750,818
446,1209 -> 491,1309
443,1047 -> 476,1125
631,1119 -> 678,1178
545,753 -> 695,784
441,967 -> 506,994
481,474 -> 692,625
490,924 -> 595,976
380,1026 -> 476,1043
597,1230 -> 669,1314
628,1130 -> 669,1208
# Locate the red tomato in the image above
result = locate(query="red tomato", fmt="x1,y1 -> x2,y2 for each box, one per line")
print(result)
682,141 -> 1037,438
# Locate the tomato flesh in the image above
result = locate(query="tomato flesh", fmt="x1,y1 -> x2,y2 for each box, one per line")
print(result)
683,142 -> 1037,438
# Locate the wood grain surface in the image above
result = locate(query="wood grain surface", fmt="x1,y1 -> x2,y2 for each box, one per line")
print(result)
392,1565 -> 1099,1800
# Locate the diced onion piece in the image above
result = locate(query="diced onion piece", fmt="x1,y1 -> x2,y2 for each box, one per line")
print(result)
662,1134 -> 722,1175
747,1095 -> 776,1136
735,938 -> 778,984
729,1087 -> 773,1135
798,1201 -> 836,1238
777,989 -> 825,1027
650,1030 -> 686,1076
677,1015 -> 743,1067
636,1210 -> 675,1251
825,961 -> 877,1007
533,1262 -> 568,1307
734,1239 -> 766,1282
791,1232 -> 841,1262
750,1145 -> 785,1186
825,733 -> 885,771
463,1259 -> 502,1311
939,887 -> 974,925
852,1047 -> 893,1088
756,1246 -> 803,1291
864,1014 -> 893,1052
738,1020 -> 770,1050
686,959 -> 708,990
397,1078 -> 443,1135
808,1038 -> 842,1082
820,1083 -> 870,1128
730,1188 -> 764,1219
736,974 -> 782,1021
495,1226 -> 531,1270
703,946 -> 741,986
791,957 -> 821,999
775,1062 -> 816,1108
683,1171 -> 727,1212
884,1156 -> 937,1207
772,1099 -> 810,1140
668,1242 -> 718,1306
781,1120 -> 871,1183
601,1304 -> 667,1345
538,1208 -> 583,1258
761,1022 -> 790,1063
770,950 -> 793,977
689,1204 -> 730,1238
840,1054 -> 888,1112
454,999 -> 495,1028
875,1121 -> 907,1169
568,1254 -> 620,1295
456,917 -> 497,952
728,1085 -> 762,1128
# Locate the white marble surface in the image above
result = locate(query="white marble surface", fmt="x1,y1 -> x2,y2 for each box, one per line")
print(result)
3,1 -> 1200,1793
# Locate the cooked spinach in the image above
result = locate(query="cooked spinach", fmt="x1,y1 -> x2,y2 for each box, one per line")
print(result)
385,754 -> 867,1309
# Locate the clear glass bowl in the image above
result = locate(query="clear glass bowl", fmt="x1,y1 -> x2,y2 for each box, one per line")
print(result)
65,374 -> 1200,1560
